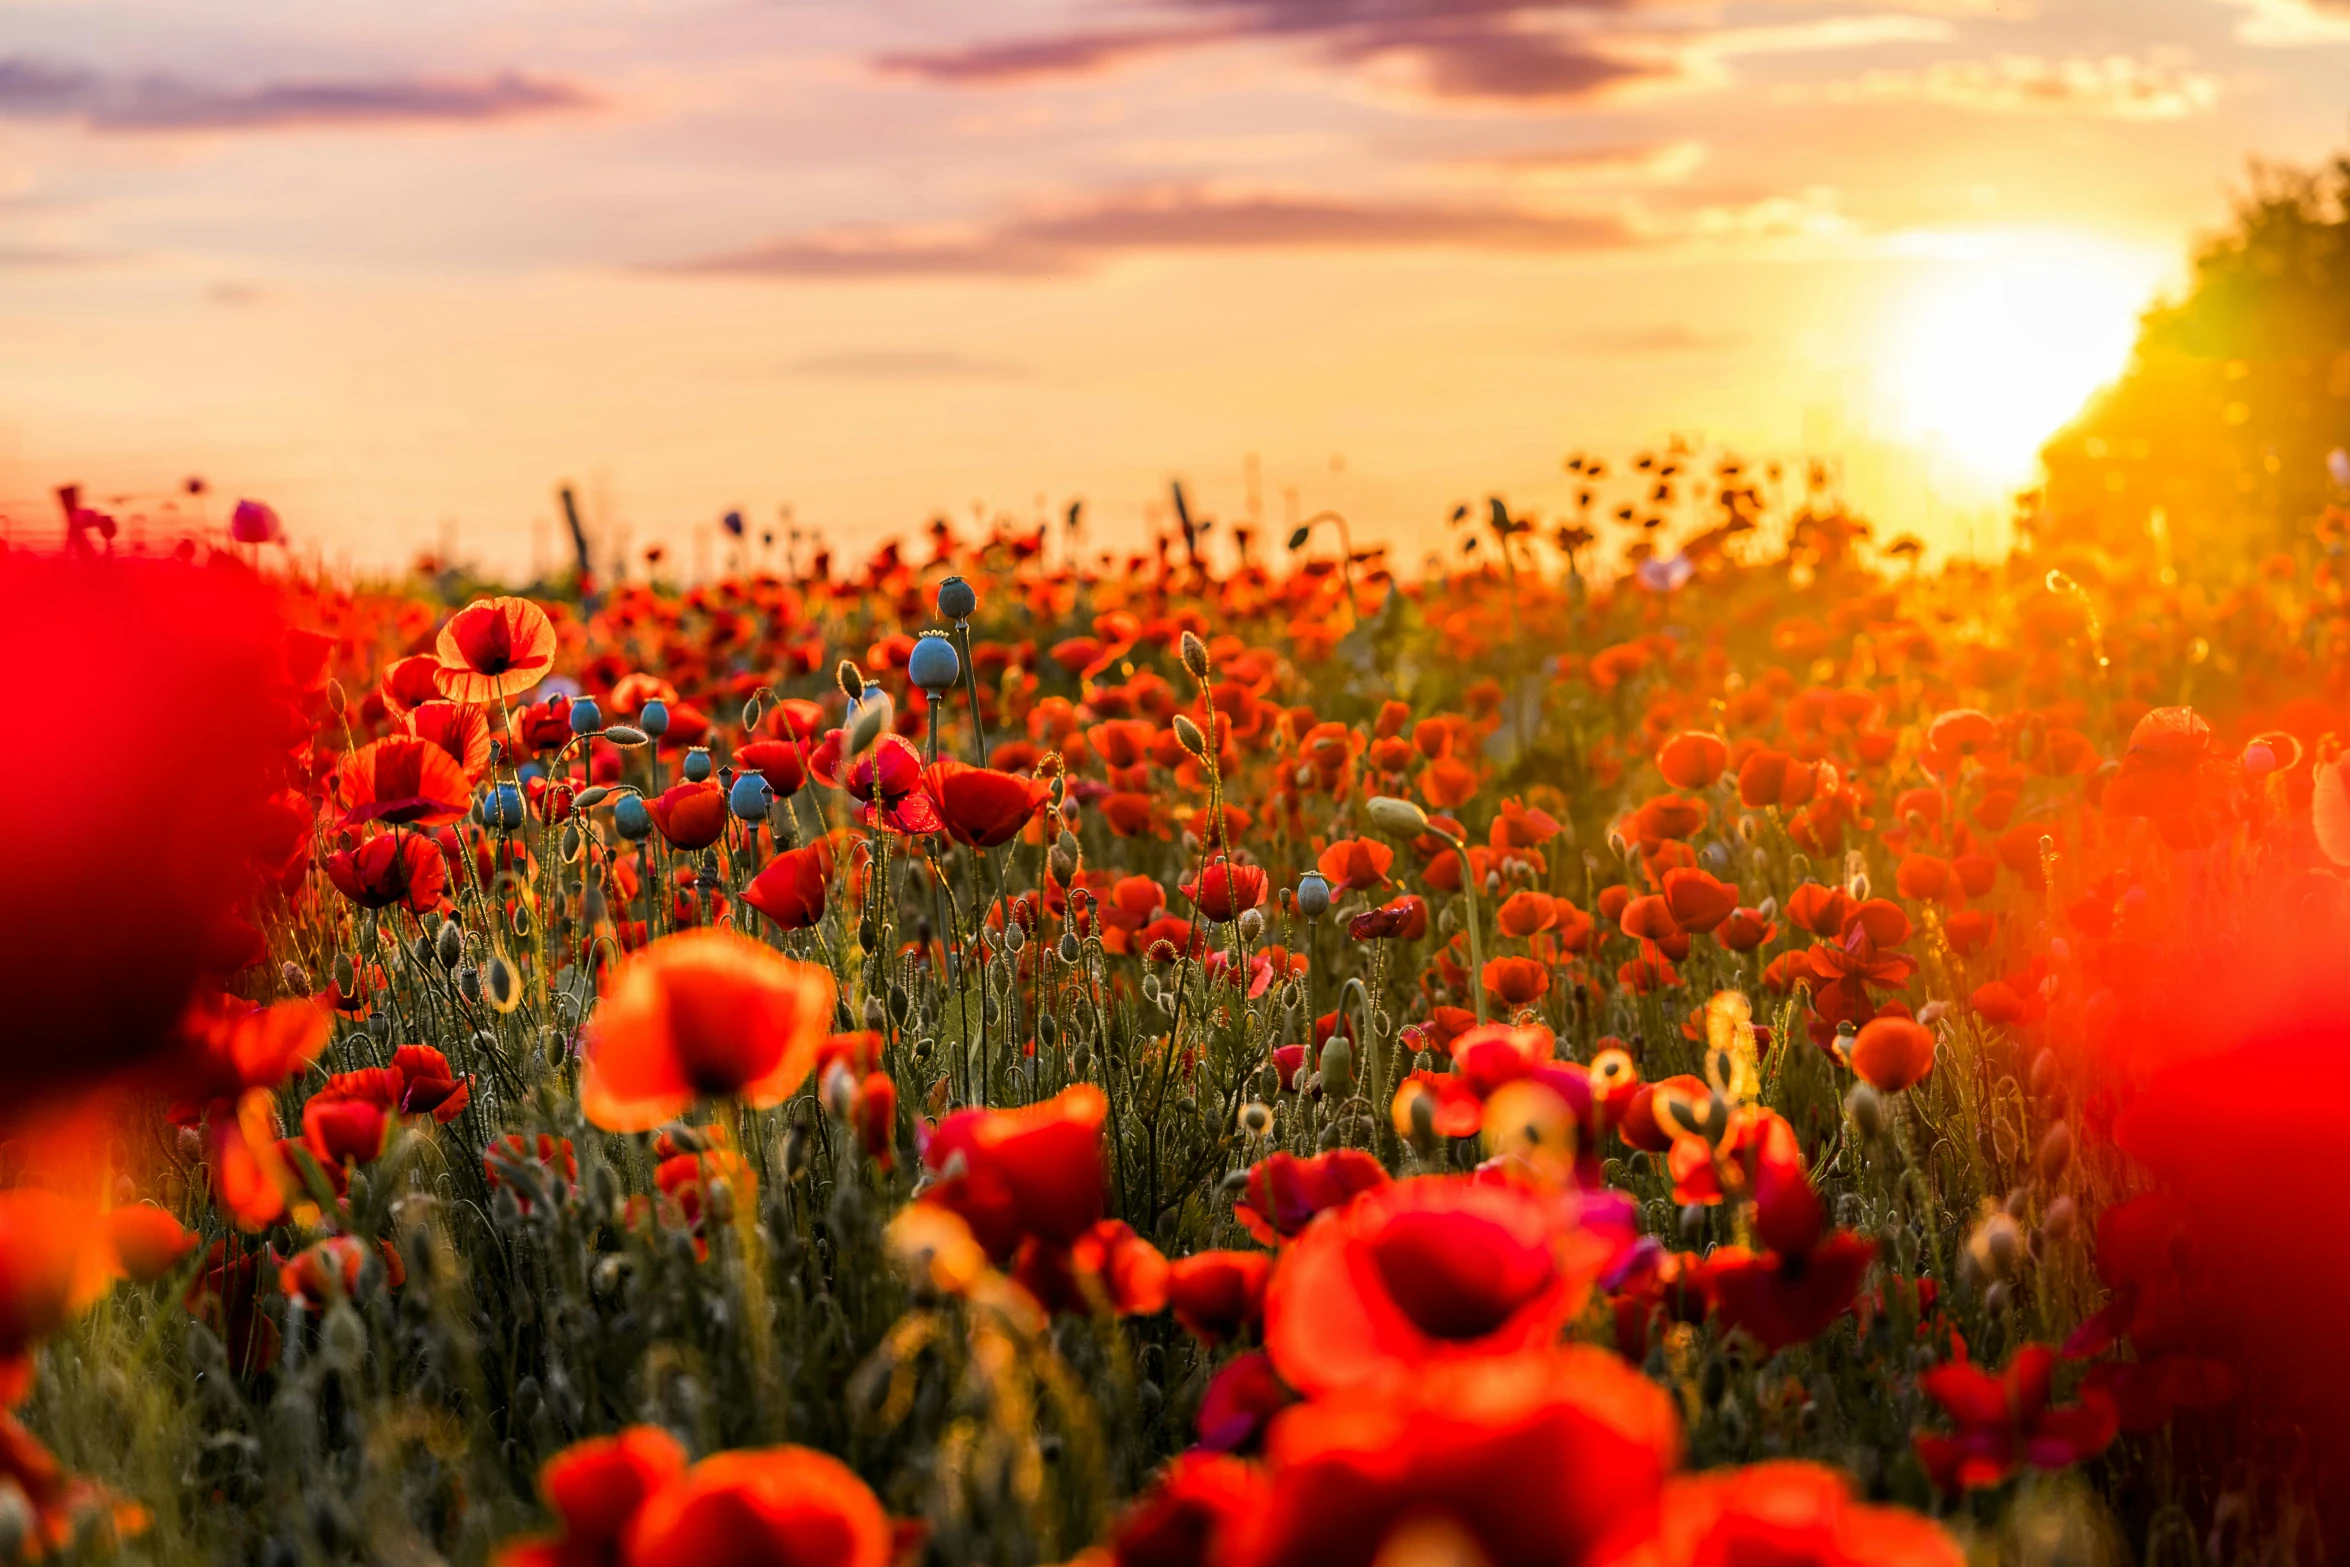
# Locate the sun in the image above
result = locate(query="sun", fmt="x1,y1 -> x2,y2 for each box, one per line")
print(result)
1885,234 -> 2170,489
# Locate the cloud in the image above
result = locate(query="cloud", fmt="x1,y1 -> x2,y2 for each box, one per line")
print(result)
1446,138 -> 1706,185
2217,0 -> 2350,43
877,1 -> 1666,105
1569,322 -> 1746,354
661,184 -> 1638,280
787,350 -> 1027,380
1822,54 -> 2221,118
0,58 -> 596,133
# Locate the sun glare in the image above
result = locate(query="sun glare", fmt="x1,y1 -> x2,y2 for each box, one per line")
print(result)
1885,235 -> 2168,489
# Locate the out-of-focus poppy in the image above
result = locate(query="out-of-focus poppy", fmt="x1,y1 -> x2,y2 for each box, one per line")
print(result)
1482,956 -> 1551,1008
580,930 -> 836,1132
1590,1460 -> 1963,1567
104,1206 -> 195,1285
921,1084 -> 1108,1261
493,1426 -> 688,1567
1167,1251 -> 1274,1343
1234,1149 -> 1389,1244
1913,1345 -> 2117,1492
435,596 -> 557,702
921,760 -> 1049,848
1011,1220 -> 1169,1317
621,1447 -> 894,1567
1657,731 -> 1729,789
1661,868 -> 1738,934
1850,1016 -> 1934,1092
0,1190 -> 117,1390
1098,1452 -> 1267,1567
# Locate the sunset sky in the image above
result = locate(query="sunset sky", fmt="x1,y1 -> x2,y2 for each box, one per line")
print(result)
1,0 -> 2345,572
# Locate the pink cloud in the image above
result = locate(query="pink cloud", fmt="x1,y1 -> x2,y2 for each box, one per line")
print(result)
0,58 -> 596,133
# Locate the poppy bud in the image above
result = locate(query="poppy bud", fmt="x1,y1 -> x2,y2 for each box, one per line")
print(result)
570,698 -> 602,735
1004,921 -> 1026,954
1057,932 -> 1080,964
279,960 -> 309,992
1295,871 -> 1331,917
436,921 -> 464,968
1365,795 -> 1430,837
605,724 -> 650,748
845,690 -> 894,756
835,660 -> 865,703
729,772 -> 774,821
1845,1082 -> 1883,1140
333,952 -> 356,996
2036,1121 -> 2072,1180
2029,1048 -> 2058,1095
937,575 -> 976,622
483,955 -> 522,1013
683,749 -> 714,783
1238,1101 -> 1272,1136
639,700 -> 670,738
483,785 -> 526,831
1984,1280 -> 2011,1315
2042,1194 -> 2077,1240
1321,1034 -> 1355,1100
1238,908 -> 1264,942
1172,714 -> 1207,757
1679,1203 -> 1708,1244
908,633 -> 960,693
1179,630 -> 1211,680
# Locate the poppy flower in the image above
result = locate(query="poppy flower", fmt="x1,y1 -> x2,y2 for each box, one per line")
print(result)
1737,750 -> 1816,810
1196,1351 -> 1295,1456
1096,1451 -> 1266,1567
1482,956 -> 1552,1008
1316,838 -> 1394,892
1182,862 -> 1268,923
1657,731 -> 1729,789
484,1134 -> 578,1215
435,596 -> 558,702
410,700 -> 496,779
1660,868 -> 1738,934
742,840 -> 833,932
1591,1461 -> 1963,1567
391,1044 -> 471,1119
1263,1175 -> 1621,1397
1348,895 -> 1428,941
621,1447 -> 895,1567
921,1084 -> 1108,1260
580,930 -> 836,1133
278,1235 -> 398,1310
103,1206 -> 195,1285
1703,1233 -> 1877,1352
339,737 -> 472,830
1618,1076 -> 1706,1154
734,740 -> 808,799
1619,895 -> 1681,942
1011,1220 -> 1169,1317
646,781 -> 730,851
1495,890 -> 1560,938
921,760 -> 1049,848
1234,1149 -> 1389,1244
0,1191 -> 117,1387
494,1426 -> 688,1567
1913,1345 -> 2118,1492
1167,1250 -> 1274,1343
822,733 -> 943,835
303,1095 -> 390,1169
1630,795 -> 1707,844
1243,1347 -> 1678,1567
1715,908 -> 1775,952
1849,1016 -> 1934,1092
323,831 -> 447,913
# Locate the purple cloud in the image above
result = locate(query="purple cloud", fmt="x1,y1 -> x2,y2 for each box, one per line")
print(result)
0,58 -> 596,133
661,184 -> 1637,280
877,0 -> 1659,103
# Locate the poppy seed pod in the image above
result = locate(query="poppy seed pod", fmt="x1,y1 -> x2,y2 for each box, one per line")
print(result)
1365,795 -> 1431,837
1845,1082 -> 1884,1140
1295,871 -> 1331,917
2036,1121 -> 2072,1181
1172,714 -> 1207,757
483,784 -> 526,831
604,724 -> 650,748
639,700 -> 670,738
908,633 -> 961,693
729,772 -> 774,822
835,660 -> 865,703
436,921 -> 464,969
1238,908 -> 1265,942
845,690 -> 895,757
568,698 -> 601,735
682,749 -> 713,783
614,794 -> 653,841
937,575 -> 976,622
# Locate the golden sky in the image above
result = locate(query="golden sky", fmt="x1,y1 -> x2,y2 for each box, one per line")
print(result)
0,0 -> 2345,571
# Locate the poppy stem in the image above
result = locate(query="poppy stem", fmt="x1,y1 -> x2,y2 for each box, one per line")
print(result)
1444,833 -> 1489,1026
951,620 -> 988,765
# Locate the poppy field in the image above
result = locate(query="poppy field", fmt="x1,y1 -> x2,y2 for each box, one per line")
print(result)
5,468 -> 2350,1567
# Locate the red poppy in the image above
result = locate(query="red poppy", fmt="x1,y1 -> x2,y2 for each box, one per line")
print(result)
1197,1351 -> 1295,1455
1233,1149 -> 1388,1244
435,596 -> 558,702
1182,862 -> 1268,923
484,1133 -> 578,1214
734,740 -> 808,798
621,1447 -> 894,1567
1914,1345 -> 2118,1492
921,1084 -> 1108,1260
104,1206 -> 196,1285
1101,1452 -> 1267,1567
1167,1250 -> 1274,1343
1630,795 -> 1707,843
1850,1016 -> 1934,1092
1316,838 -> 1394,892
1783,882 -> 1851,937
0,1191 -> 116,1389
391,1044 -> 471,1119
1617,1075 -> 1705,1153
742,840 -> 834,931
921,760 -> 1049,848
494,1426 -> 687,1567
1657,730 -> 1729,789
646,781 -> 730,850
323,831 -> 447,913
1591,1460 -> 1963,1567
1263,1176 -> 1620,1396
820,733 -> 943,835
1495,890 -> 1560,938
409,700 -> 496,779
1660,868 -> 1738,934
1715,908 -> 1776,952
1704,1233 -> 1877,1352
302,1095 -> 389,1169
1011,1220 -> 1169,1317
278,1235 -> 399,1310
339,737 -> 472,829
1241,1348 -> 1678,1567
580,930 -> 836,1132
1348,895 -> 1428,941
1737,750 -> 1816,810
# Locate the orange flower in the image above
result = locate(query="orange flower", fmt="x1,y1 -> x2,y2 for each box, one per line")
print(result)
495,1426 -> 687,1567
1482,955 -> 1551,1008
1316,837 -> 1394,892
646,780 -> 730,850
623,1447 -> 894,1567
1850,1016 -> 1935,1092
1660,868 -> 1738,934
742,839 -> 833,932
1495,890 -> 1559,938
921,1085 -> 1109,1260
435,595 -> 557,702
580,930 -> 836,1132
1591,1461 -> 1962,1567
1243,1348 -> 1678,1567
103,1206 -> 195,1284
1656,730 -> 1729,789
0,1191 -> 117,1393
1263,1176 -> 1618,1397
338,737 -> 472,830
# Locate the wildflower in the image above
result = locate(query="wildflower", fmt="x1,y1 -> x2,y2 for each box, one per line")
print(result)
278,1235 -> 399,1310
622,1447 -> 895,1567
1657,730 -> 1730,789
1849,1016 -> 1934,1092
921,1084 -> 1108,1260
1012,1221 -> 1169,1317
1245,1348 -> 1678,1567
741,840 -> 833,932
1914,1345 -> 2118,1492
645,780 -> 730,851
921,760 -> 1050,848
340,736 -> 473,829
434,596 -> 557,702
1167,1251 -> 1274,1343
1263,1175 -> 1621,1397
817,732 -> 943,835
0,1192 -> 117,1390
103,1206 -> 195,1284
1482,955 -> 1551,1007
1660,868 -> 1738,934
733,740 -> 808,797
1097,1452 -> 1266,1567
1592,1461 -> 1963,1567
494,1426 -> 687,1567
580,930 -> 836,1132
1234,1149 -> 1389,1244
1316,837 -> 1394,891
1181,862 -> 1268,922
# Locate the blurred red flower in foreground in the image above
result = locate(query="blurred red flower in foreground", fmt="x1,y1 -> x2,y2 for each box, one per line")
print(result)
1592,1460 -> 1962,1567
581,930 -> 836,1132
920,1084 -> 1108,1261
1914,1345 -> 2116,1492
0,551 -> 308,1122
